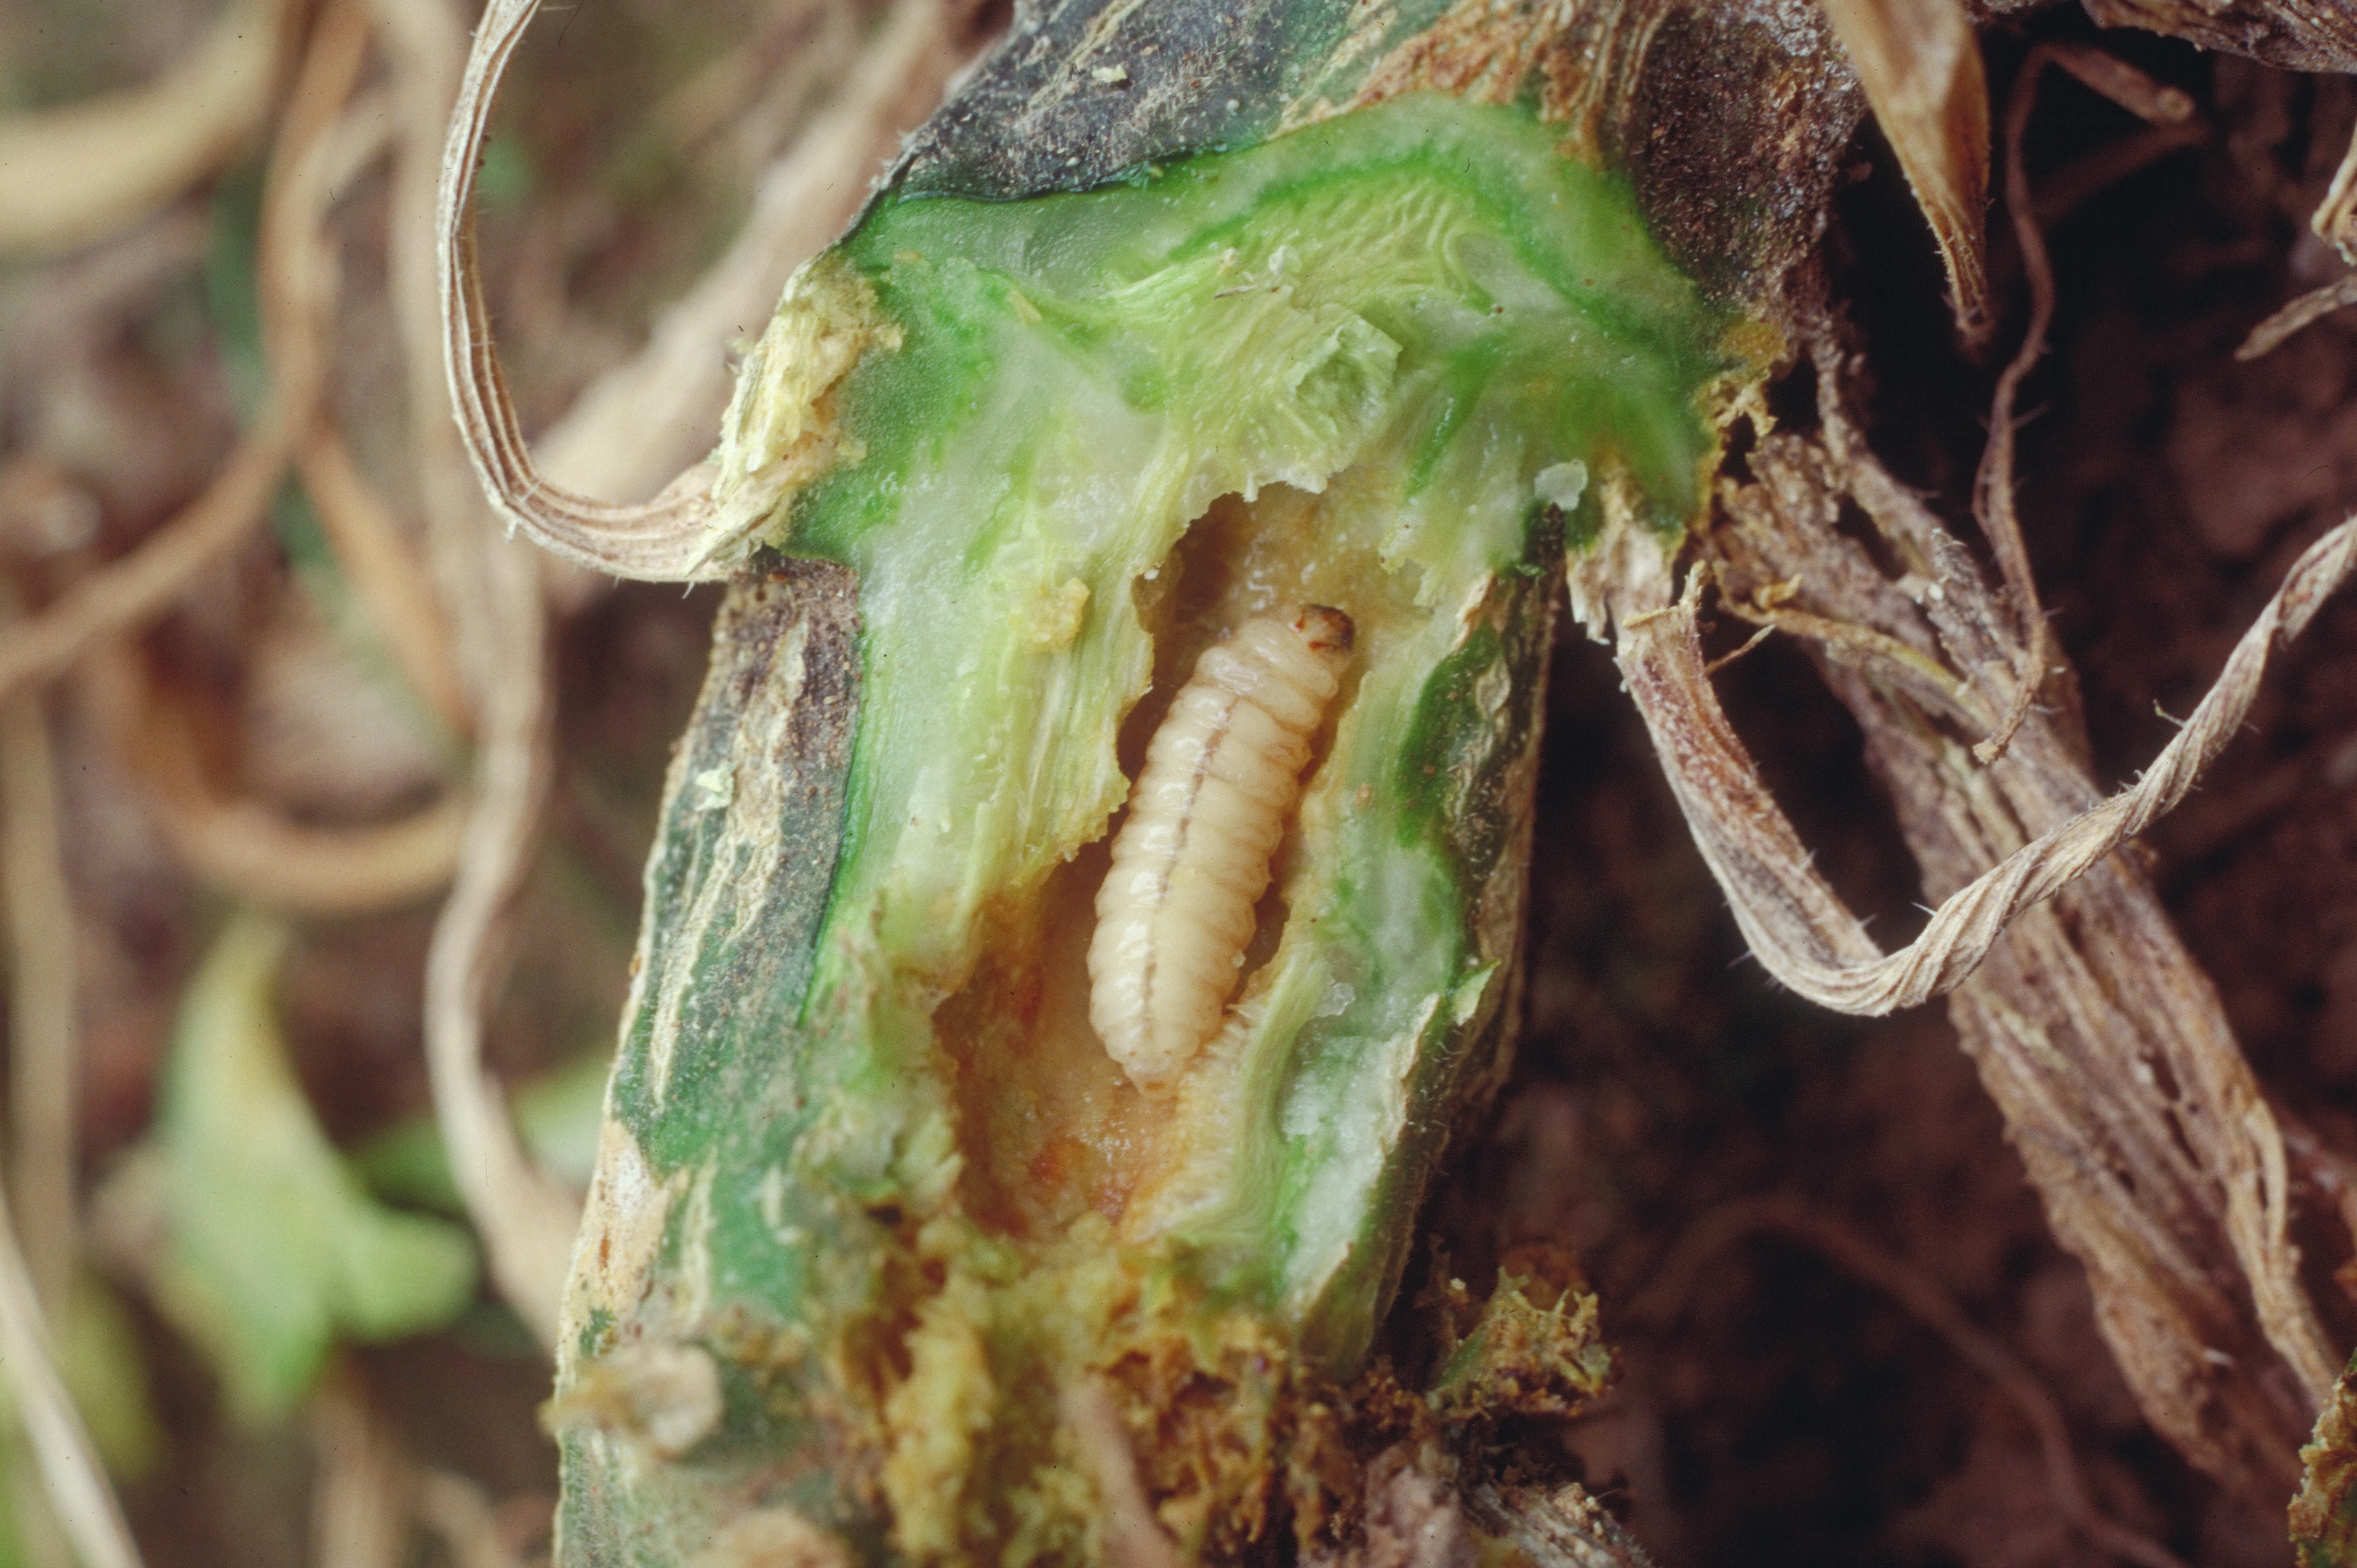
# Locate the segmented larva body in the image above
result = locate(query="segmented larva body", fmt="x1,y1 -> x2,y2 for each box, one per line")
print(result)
1089,605 -> 1354,1091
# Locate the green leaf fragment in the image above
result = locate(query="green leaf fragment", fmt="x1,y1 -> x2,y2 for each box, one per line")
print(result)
147,913 -> 479,1420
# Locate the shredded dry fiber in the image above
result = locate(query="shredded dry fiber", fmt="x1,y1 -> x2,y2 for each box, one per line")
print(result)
1672,352 -> 2344,1498
435,0 -> 973,583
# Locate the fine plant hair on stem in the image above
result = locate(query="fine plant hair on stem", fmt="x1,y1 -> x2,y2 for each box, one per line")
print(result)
379,0 -> 588,1348
0,0 -> 375,708
1689,352 -> 2341,1492
1633,1195 -> 2191,1568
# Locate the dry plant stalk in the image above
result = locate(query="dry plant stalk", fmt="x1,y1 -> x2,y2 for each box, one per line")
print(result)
0,1184 -> 142,1568
432,0 -> 731,581
1608,41 -> 2353,1495
0,0 -> 371,708
0,694 -> 140,1567
0,0 -> 303,255
1970,44 -> 2191,765
296,429 -> 473,736
1817,0 -> 1990,340
1,650 -> 78,1319
2316,120 -> 2357,260
370,0 -> 590,1348
310,1371 -> 417,1568
1686,355 -> 2343,1497
418,514 -> 580,1348
61,56 -> 475,918
2079,0 -> 2356,74
2237,272 -> 2357,362
1602,488 -> 2356,1034
434,0 -> 969,581
82,646 -> 469,915
529,0 -> 979,509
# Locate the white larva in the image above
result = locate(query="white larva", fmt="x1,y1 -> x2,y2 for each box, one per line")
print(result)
1088,604 -> 1355,1091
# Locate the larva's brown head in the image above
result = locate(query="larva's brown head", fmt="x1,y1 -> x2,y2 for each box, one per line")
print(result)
1290,605 -> 1355,657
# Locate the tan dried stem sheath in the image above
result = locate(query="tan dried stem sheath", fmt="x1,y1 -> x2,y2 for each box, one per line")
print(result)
1613,511 -> 2357,1026
379,0 -> 584,1350
1707,409 -> 2335,1491
437,0 -> 968,580
530,0 -> 969,509
438,0 -> 726,580
1090,606 -> 1352,1090
1818,0 -> 1989,340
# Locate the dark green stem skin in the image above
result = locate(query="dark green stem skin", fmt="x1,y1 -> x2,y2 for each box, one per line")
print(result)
890,0 -> 1860,310
559,565 -> 873,1562
1292,526 -> 1562,1368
